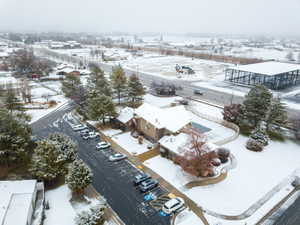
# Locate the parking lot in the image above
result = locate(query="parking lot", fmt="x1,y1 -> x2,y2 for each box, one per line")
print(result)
31,105 -> 171,225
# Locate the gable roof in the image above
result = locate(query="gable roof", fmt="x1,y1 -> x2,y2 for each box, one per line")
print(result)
117,107 -> 135,124
135,103 -> 191,133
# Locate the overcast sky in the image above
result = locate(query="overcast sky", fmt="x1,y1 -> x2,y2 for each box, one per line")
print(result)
0,0 -> 300,36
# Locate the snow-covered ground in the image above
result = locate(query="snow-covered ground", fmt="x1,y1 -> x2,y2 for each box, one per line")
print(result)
112,131 -> 152,155
175,209 -> 204,225
30,86 -> 57,99
44,184 -> 107,225
190,101 -> 223,120
120,55 -> 230,81
145,136 -> 300,217
102,129 -> 123,138
27,95 -> 68,124
144,94 -> 182,108
44,185 -> 76,225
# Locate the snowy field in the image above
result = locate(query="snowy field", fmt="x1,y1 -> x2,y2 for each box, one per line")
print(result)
112,132 -> 152,155
121,55 -> 230,81
145,136 -> 300,216
27,95 -> 68,124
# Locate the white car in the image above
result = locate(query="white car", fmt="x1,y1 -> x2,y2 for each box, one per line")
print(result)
96,142 -> 111,149
73,125 -> 87,131
109,153 -> 127,162
162,197 -> 185,214
88,131 -> 99,139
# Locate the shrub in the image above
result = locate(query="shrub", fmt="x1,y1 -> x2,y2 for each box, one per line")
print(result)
250,126 -> 269,146
75,205 -> 105,225
223,104 -> 243,123
246,138 -> 264,152
216,147 -> 231,163
48,100 -> 57,107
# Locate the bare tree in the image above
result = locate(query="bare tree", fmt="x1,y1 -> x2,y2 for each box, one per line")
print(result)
175,128 -> 218,177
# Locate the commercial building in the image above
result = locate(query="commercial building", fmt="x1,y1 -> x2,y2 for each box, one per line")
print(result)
225,61 -> 300,90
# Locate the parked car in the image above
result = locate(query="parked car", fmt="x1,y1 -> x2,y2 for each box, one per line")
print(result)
193,89 -> 204,95
96,142 -> 111,150
71,124 -> 82,129
109,153 -> 127,162
73,125 -> 88,131
162,197 -> 185,214
82,133 -> 90,140
79,129 -> 90,136
139,179 -> 158,193
88,131 -> 99,139
133,173 -> 151,186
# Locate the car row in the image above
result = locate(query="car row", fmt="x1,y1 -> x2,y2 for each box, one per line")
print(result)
133,173 -> 158,193
133,173 -> 185,214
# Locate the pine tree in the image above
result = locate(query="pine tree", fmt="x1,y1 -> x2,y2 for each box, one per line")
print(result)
48,133 -> 78,162
4,88 -> 23,113
243,85 -> 273,127
30,139 -> 67,183
61,73 -> 81,98
111,66 -> 127,104
75,205 -> 105,225
87,95 -> 116,124
66,159 -> 93,194
0,109 -> 32,167
266,97 -> 288,131
87,67 -> 111,97
127,73 -> 145,106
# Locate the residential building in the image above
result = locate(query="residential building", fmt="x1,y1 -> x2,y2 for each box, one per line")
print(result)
0,180 -> 44,225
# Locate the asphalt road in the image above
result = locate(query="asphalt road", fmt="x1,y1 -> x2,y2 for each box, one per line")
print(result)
273,196 -> 300,225
31,102 -> 171,225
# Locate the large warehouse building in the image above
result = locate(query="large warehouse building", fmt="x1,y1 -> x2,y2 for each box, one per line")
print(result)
225,61 -> 300,90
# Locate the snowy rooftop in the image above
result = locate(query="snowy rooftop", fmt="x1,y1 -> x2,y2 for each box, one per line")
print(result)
228,61 -> 300,76
117,107 -> 134,124
135,103 -> 191,133
0,180 -> 37,225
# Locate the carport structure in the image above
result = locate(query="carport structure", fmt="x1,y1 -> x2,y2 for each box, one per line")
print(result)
225,61 -> 300,90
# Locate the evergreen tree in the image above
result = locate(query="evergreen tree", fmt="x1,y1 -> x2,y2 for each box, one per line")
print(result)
0,109 -> 32,167
30,139 -> 67,182
4,88 -> 22,113
48,133 -> 78,162
87,95 -> 116,124
243,85 -> 273,127
87,66 -> 111,97
66,159 -> 93,194
61,73 -> 81,99
111,66 -> 127,104
75,205 -> 105,225
266,97 -> 288,131
127,73 -> 145,106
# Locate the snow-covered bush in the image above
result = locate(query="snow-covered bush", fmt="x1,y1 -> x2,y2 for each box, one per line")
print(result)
75,205 -> 105,225
223,104 -> 243,123
246,138 -> 264,152
250,126 -> 269,146
66,159 -> 93,194
216,147 -> 230,163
